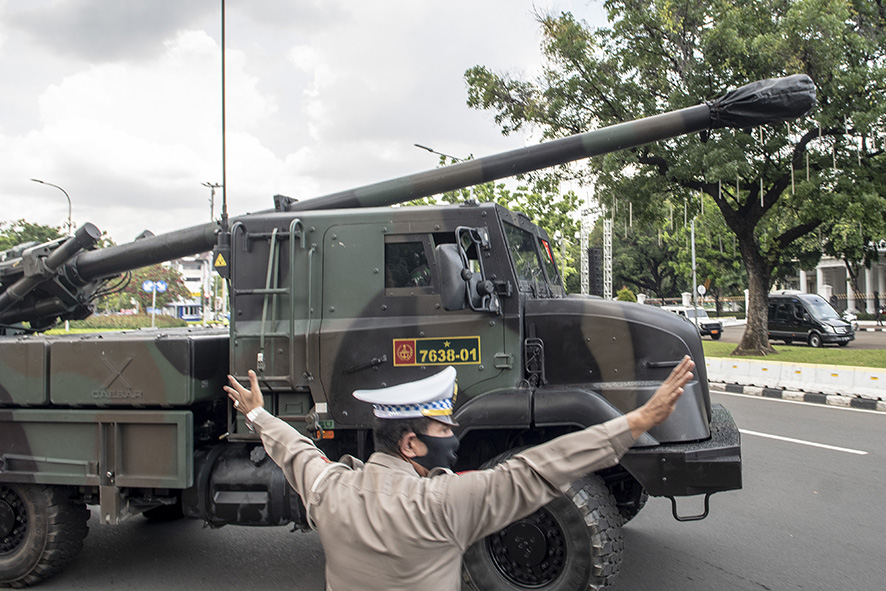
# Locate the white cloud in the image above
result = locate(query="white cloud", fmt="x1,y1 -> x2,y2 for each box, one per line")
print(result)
1,0 -> 609,243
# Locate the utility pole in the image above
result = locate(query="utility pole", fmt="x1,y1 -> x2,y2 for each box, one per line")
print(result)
691,219 -> 699,330
202,182 -> 223,221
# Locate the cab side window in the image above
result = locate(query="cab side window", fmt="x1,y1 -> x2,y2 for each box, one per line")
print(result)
385,240 -> 432,288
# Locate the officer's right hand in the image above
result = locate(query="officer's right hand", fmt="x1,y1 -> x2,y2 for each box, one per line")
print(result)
224,369 -> 265,416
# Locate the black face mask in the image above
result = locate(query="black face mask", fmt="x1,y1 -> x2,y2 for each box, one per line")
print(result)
414,432 -> 459,471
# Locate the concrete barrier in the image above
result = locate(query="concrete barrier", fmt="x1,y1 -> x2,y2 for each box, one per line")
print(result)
706,357 -> 881,401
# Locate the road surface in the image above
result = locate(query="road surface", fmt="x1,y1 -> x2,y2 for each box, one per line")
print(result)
41,393 -> 885,591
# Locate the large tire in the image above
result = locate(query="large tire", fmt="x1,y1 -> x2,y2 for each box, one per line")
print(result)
463,474 -> 623,591
808,332 -> 823,348
710,333 -> 722,340
0,484 -> 89,588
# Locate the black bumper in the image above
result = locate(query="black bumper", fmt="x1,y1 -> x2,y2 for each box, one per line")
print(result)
620,403 -> 741,497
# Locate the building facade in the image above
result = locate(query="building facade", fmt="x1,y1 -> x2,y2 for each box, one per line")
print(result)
790,241 -> 886,313
164,253 -> 212,322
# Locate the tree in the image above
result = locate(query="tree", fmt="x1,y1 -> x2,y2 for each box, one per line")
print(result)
409,156 -> 583,289
616,286 -> 636,301
465,0 -> 886,355
97,264 -> 191,314
0,219 -> 63,252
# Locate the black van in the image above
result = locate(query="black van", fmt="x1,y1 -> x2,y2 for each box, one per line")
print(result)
767,291 -> 855,347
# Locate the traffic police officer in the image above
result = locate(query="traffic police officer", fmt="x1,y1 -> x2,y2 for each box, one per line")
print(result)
224,356 -> 695,591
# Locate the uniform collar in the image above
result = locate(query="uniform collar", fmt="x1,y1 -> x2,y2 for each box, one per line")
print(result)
367,451 -> 422,476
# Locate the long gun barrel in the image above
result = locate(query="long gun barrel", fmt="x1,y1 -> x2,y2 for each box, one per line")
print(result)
282,74 -> 815,211
0,75 -> 814,330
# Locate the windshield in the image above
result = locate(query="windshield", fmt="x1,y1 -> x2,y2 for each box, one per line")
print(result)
685,308 -> 709,319
503,223 -> 561,293
803,295 -> 840,320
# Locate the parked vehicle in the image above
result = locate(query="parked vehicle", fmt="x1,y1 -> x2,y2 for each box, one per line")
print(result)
768,291 -> 855,347
661,305 -> 723,340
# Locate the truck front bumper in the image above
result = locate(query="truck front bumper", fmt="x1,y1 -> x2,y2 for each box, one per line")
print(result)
620,403 -> 741,497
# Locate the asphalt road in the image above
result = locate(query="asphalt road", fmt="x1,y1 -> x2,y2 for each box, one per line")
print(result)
40,390 -> 885,591
716,323 -> 886,349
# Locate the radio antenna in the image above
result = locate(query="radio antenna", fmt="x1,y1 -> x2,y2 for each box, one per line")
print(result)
220,0 -> 228,228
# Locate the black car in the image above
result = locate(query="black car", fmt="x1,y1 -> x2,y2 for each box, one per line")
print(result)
768,291 -> 855,347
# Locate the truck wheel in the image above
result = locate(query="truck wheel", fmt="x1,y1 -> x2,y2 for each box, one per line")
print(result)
808,332 -> 823,348
0,484 -> 89,588
463,474 -> 623,591
710,333 -> 722,340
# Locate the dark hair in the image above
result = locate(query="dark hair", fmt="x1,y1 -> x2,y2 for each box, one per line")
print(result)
373,416 -> 433,456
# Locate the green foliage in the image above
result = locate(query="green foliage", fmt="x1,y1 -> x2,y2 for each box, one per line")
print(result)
67,314 -> 187,330
616,286 -> 637,301
466,0 -> 886,352
407,156 -> 583,289
0,219 -> 63,251
96,264 -> 192,313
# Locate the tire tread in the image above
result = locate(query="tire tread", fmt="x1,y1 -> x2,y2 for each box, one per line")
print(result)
0,485 -> 89,589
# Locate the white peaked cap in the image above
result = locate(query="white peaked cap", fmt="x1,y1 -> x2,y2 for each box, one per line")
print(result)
352,366 -> 458,425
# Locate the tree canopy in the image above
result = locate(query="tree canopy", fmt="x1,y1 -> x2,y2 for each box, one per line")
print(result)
466,0 -> 886,354
0,219 -> 64,252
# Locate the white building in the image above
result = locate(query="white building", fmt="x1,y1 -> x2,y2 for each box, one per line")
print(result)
164,253 -> 212,322
789,241 -> 886,313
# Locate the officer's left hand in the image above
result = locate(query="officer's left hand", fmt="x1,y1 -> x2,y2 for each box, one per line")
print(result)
224,369 -> 265,415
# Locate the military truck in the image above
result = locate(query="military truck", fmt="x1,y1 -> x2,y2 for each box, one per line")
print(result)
0,75 -> 814,589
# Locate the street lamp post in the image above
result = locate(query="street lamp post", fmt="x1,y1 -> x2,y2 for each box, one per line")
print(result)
31,179 -> 73,235
414,144 -> 462,163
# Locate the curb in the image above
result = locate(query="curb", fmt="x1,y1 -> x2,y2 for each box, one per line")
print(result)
709,381 -> 886,413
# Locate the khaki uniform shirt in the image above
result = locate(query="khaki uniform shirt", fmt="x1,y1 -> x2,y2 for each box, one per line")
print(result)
253,412 -> 635,591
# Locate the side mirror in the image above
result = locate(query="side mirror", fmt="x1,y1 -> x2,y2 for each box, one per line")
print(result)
435,243 -> 500,314
437,244 -> 466,311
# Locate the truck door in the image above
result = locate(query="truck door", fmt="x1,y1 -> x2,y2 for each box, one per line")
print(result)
317,220 -> 510,429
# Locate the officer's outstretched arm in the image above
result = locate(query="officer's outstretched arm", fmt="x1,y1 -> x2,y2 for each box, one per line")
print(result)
625,355 -> 694,438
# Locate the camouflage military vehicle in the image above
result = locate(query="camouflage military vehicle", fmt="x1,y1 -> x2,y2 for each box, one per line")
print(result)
0,75 -> 814,589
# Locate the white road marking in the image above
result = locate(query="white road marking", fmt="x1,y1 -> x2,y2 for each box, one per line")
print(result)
715,390 -> 884,415
739,429 -> 868,455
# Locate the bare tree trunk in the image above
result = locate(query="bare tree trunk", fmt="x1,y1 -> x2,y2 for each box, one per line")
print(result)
734,247 -> 776,356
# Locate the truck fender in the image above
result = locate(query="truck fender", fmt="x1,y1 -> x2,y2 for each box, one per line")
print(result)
533,387 -> 658,447
452,388 -> 531,438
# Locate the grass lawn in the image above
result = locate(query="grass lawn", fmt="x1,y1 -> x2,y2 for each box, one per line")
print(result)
703,341 -> 886,369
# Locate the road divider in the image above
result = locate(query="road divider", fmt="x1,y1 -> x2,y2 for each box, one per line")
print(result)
706,357 -> 885,404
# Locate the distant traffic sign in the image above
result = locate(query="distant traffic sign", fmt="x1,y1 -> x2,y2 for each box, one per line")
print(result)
142,280 -> 168,293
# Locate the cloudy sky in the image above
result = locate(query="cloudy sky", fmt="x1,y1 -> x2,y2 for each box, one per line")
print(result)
0,0 -> 608,243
